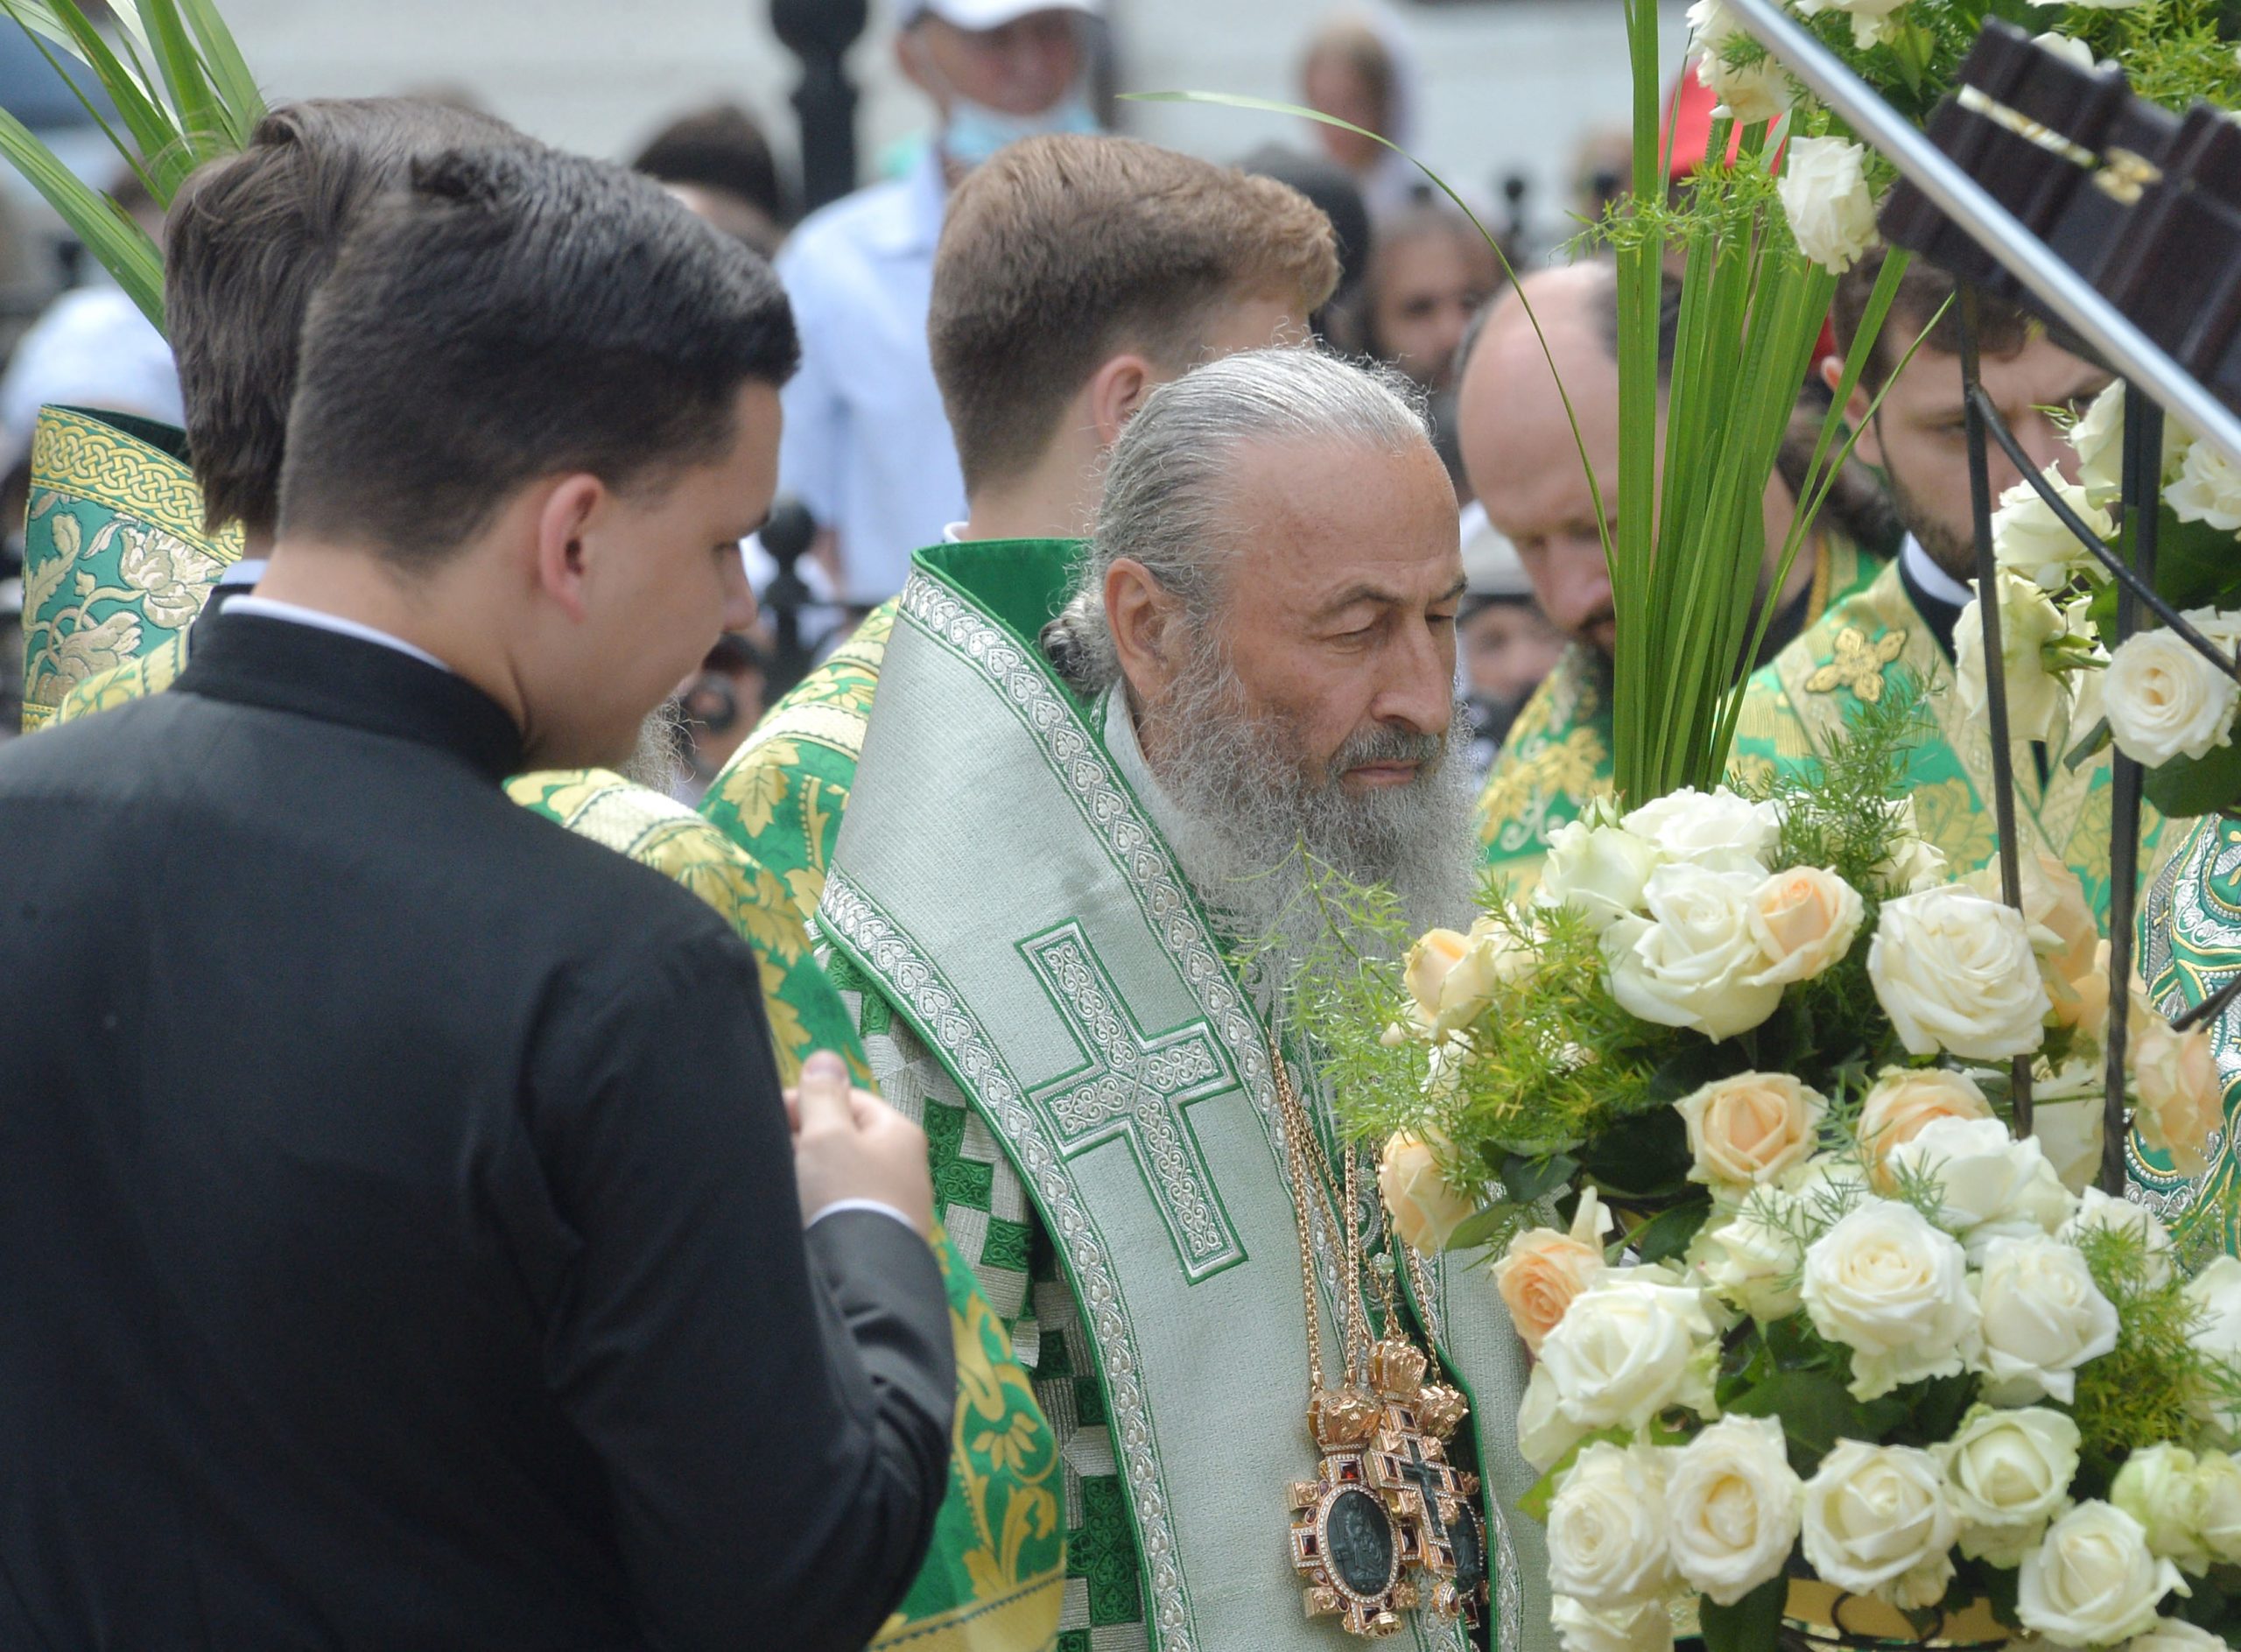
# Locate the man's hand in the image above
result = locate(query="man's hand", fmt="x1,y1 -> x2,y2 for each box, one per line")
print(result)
788,1051 -> 935,1236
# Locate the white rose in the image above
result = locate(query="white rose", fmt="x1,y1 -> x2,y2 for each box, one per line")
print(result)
2020,1501 -> 2187,1648
1666,1415 -> 1803,1605
1795,0 -> 1911,47
1869,886 -> 2053,1062
1956,568 -> 2078,749
2032,1088 -> 2109,1195
1687,0 -> 1791,126
1676,1071 -> 1828,1191
2114,1445 -> 2212,1575
2061,1186 -> 2174,1286
1993,470 -> 2116,592
1548,1441 -> 1676,1609
1974,1233 -> 2120,1404
2194,1452 -> 2241,1566
2169,439 -> 2241,533
2069,382 -> 2193,510
1886,1115 -> 2076,1262
1802,1439 -> 1958,1605
2128,1619 -> 2231,1652
1690,1191 -> 1807,1320
1777,135 -> 1880,272
1540,819 -> 1664,933
2105,623 -> 2241,769
1552,1594 -> 1676,1652
2187,1257 -> 2241,1438
1521,1359 -> 1590,1473
1540,1272 -> 1720,1433
1802,1199 -> 1979,1400
1857,1067 -> 1994,1180
1604,864 -> 1784,1042
1933,1402 -> 2081,1566
1620,785 -> 1780,876
1878,797 -> 1950,894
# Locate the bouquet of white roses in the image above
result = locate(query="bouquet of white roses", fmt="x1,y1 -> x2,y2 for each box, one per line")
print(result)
1344,680 -> 2219,1274
1496,1117 -> 2241,1652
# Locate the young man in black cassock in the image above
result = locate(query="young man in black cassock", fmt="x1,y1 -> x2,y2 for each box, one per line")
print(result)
0,143 -> 953,1651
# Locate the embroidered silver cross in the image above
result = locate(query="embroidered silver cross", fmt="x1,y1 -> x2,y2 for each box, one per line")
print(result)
1021,923 -> 1244,1280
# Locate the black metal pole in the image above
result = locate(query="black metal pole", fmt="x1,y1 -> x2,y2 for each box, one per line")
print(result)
770,0 -> 868,214
1958,285 -> 2034,1137
2101,388 -> 2162,1194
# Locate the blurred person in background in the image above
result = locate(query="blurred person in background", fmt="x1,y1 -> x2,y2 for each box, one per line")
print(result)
1462,262 -> 1889,893
777,0 -> 1105,611
1362,205 -> 1495,397
1297,6 -> 1423,221
0,170 -> 179,475
1456,501 -> 1564,781
633,102 -> 789,257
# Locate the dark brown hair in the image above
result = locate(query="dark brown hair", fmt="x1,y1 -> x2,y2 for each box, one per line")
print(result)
928,133 -> 1339,492
165,97 -> 523,537
278,145 -> 797,566
1832,251 -> 2034,390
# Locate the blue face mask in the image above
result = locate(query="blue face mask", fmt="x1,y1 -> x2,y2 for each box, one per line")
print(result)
941,89 -> 1099,170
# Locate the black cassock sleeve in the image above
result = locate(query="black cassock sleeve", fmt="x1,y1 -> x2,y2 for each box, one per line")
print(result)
528,925 -> 953,1652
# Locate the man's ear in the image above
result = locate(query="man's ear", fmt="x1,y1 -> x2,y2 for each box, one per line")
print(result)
895,26 -> 938,101
1085,352 -> 1156,450
1823,353 -> 1886,469
530,474 -> 606,624
1105,555 -> 1183,699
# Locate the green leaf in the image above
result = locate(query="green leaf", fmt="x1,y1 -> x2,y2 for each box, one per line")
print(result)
0,102 -> 161,326
172,0 -> 262,144
137,0 -> 228,164
2064,717 -> 2112,773
1628,1195 -> 1713,1263
1500,1151 -> 1580,1206
1699,1570 -> 1789,1652
2143,734 -> 2241,819
1444,1202 -> 1531,1255
1725,1369 -> 1873,1476
1576,1107 -> 1693,1200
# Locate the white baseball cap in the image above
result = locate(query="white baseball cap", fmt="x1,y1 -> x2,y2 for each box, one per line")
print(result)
904,0 -> 1102,28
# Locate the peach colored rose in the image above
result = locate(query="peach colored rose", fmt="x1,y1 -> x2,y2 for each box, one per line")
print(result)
1857,1067 -> 1994,1183
1747,865 -> 1865,986
2132,1010 -> 2222,1177
1380,1129 -> 1479,1253
1405,929 -> 1469,1025
1966,851 -> 2102,1028
1676,1072 -> 1828,1191
1495,1188 -> 1615,1353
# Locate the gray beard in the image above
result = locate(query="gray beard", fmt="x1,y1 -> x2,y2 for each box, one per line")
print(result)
1142,643 -> 1478,998
615,699 -> 687,794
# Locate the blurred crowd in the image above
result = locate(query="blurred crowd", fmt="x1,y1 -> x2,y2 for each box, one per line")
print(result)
0,0 -> 1659,788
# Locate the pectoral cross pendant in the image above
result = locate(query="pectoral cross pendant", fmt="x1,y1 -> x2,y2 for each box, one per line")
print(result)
1288,1339 -> 1486,1637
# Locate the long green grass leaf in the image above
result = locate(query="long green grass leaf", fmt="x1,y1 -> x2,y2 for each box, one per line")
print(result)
0,102 -> 161,325
136,0 -> 226,164
172,0 -> 260,144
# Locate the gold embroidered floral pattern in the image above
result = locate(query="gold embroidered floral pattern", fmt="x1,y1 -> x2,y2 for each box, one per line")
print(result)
19,407 -> 240,730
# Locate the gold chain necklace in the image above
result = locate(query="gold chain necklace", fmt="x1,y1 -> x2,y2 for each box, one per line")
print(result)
1274,1046 -> 1490,1638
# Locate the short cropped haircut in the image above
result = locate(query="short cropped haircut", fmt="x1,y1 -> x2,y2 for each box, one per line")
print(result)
1834,251 -> 2033,389
165,98 -> 524,537
928,133 -> 1339,493
278,145 -> 798,566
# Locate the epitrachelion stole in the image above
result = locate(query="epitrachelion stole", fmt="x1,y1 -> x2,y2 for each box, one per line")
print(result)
819,540 -> 1549,1652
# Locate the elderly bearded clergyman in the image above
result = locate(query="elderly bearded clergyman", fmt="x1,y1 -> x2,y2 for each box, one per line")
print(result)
816,347 -> 1548,1652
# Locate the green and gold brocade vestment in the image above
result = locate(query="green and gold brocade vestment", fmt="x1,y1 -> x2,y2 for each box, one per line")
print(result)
1475,533 -> 1878,896
818,537 -> 1549,1652
704,545 -> 1167,1651
23,411 -> 1064,1651
2137,819 -> 2241,1254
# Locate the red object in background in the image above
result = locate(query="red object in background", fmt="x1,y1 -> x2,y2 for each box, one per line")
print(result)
1664,62 -> 1840,379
